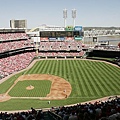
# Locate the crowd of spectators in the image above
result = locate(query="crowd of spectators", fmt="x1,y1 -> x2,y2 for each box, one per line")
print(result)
50,96 -> 120,120
0,32 -> 36,79
0,33 -> 28,41
39,41 -> 83,51
0,107 -> 44,120
94,45 -> 120,51
0,32 -> 86,80
0,39 -> 33,53
38,51 -> 85,57
0,52 -> 36,79
0,97 -> 119,120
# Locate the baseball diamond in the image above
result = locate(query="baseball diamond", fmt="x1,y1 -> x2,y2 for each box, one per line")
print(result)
0,59 -> 120,111
1,2 -> 120,119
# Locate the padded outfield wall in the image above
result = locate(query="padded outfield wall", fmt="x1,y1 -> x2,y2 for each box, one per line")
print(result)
88,50 -> 120,58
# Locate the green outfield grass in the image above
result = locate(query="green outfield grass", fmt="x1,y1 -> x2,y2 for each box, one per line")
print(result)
0,59 -> 120,111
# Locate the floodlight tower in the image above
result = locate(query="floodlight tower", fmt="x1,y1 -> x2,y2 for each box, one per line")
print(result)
72,9 -> 76,27
63,8 -> 67,28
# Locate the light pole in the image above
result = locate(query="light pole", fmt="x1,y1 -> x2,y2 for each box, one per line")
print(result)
63,9 -> 67,28
72,9 -> 76,27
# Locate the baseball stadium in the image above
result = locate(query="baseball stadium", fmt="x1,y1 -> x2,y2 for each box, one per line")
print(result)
0,23 -> 120,120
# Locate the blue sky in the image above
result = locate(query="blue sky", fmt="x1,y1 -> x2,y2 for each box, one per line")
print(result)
0,0 -> 120,28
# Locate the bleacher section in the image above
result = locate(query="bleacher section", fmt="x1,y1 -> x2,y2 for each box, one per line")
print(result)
0,33 -> 28,40
39,41 -> 83,51
0,32 -> 86,80
38,51 -> 84,57
0,52 -> 36,79
0,39 -> 33,53
50,96 -> 120,120
0,32 -> 36,79
0,96 -> 119,120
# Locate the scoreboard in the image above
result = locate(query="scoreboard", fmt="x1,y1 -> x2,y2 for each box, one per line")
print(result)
39,26 -> 84,41
40,31 -> 73,37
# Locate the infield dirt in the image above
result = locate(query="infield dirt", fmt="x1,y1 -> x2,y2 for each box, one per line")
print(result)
0,74 -> 72,102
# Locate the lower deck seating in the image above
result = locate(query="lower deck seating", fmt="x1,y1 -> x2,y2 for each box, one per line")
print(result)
0,52 -> 36,79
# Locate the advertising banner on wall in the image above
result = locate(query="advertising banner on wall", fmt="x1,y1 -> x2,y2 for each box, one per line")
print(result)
49,37 -> 57,40
74,26 -> 82,31
40,37 -> 49,41
66,37 -> 74,40
65,26 -> 74,31
31,36 -> 40,42
57,37 -> 65,41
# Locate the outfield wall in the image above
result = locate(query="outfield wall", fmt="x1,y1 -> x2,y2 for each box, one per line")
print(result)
88,50 -> 120,58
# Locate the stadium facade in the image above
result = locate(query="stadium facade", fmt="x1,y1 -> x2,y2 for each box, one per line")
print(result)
28,24 -> 84,42
10,19 -> 27,28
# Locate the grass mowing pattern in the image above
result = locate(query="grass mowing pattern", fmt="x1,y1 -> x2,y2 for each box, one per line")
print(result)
0,72 -> 24,94
9,80 -> 51,97
0,60 -> 120,110
26,60 -> 120,97
25,60 -> 120,97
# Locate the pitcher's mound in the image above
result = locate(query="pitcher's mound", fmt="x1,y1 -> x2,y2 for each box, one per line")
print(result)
26,85 -> 34,90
